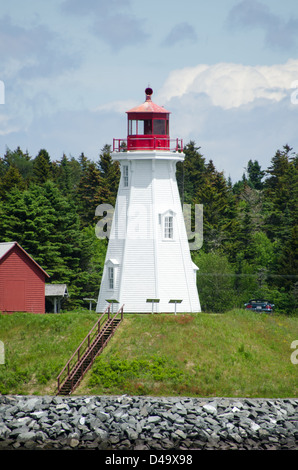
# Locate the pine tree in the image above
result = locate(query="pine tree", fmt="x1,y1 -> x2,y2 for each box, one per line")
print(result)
2,147 -> 33,184
76,162 -> 102,227
0,182 -> 83,293
264,147 -> 297,244
194,162 -> 235,252
76,225 -> 107,300
246,159 -> 265,190
97,144 -> 120,206
177,141 -> 206,204
0,166 -> 25,199
78,152 -> 90,172
33,149 -> 52,184
56,154 -> 73,195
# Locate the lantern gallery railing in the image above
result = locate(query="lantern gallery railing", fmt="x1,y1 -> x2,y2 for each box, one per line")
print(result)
113,137 -> 183,153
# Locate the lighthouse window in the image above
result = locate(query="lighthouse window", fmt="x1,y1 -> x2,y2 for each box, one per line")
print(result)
123,165 -> 129,187
143,120 -> 152,135
164,216 -> 173,239
153,119 -> 167,135
129,120 -> 137,135
128,119 -> 152,135
108,267 -> 114,290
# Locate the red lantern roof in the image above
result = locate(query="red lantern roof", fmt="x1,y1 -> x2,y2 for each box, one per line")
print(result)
126,87 -> 170,115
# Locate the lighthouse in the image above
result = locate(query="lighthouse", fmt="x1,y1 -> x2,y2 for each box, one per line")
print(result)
96,88 -> 201,313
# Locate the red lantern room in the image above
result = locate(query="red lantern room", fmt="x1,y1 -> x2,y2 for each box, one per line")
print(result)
113,88 -> 183,152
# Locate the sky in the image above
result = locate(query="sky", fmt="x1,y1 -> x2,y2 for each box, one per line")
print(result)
1,0 -> 298,182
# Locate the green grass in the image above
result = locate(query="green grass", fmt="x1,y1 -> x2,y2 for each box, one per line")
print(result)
0,309 -> 297,397
0,311 -> 98,395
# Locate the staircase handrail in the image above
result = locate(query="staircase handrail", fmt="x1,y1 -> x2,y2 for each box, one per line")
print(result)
57,305 -> 111,391
111,304 -> 124,326
67,305 -> 124,392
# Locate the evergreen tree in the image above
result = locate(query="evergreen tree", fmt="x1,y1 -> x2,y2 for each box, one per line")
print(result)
194,161 -> 236,253
78,152 -> 90,172
0,182 -> 81,286
97,144 -> 120,206
246,159 -> 265,190
76,162 -> 102,227
265,145 -> 293,191
0,166 -> 25,199
0,156 -> 5,179
177,141 -> 206,203
264,147 -> 297,245
2,147 -> 33,183
76,225 -> 107,300
55,154 -> 73,196
33,149 -> 52,184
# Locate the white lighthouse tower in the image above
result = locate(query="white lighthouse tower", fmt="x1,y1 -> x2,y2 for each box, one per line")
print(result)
96,88 -> 200,313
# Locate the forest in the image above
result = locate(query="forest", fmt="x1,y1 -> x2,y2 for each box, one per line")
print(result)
0,141 -> 297,314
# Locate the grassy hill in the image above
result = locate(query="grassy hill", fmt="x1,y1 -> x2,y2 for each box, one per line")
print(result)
0,310 -> 297,398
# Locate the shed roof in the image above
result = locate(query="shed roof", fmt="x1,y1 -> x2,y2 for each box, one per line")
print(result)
0,242 -> 15,260
0,241 -> 50,277
45,284 -> 68,297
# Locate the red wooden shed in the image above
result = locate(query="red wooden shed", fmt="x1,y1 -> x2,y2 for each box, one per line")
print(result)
0,242 -> 50,314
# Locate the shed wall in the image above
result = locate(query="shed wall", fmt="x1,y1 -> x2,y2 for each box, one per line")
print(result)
0,246 -> 46,313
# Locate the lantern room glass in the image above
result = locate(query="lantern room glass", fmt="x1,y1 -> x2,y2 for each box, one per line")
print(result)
128,118 -> 168,136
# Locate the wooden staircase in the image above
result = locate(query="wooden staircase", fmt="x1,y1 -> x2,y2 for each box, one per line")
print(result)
56,304 -> 124,395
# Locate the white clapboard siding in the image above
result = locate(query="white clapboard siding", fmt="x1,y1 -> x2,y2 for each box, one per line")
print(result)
96,151 -> 201,313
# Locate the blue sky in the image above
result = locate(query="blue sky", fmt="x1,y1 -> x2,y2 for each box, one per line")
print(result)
1,0 -> 298,181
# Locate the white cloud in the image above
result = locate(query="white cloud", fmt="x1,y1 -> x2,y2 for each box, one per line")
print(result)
157,60 -> 298,109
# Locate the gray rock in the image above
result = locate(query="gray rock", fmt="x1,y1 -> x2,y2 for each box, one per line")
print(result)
203,404 -> 217,415
69,438 -> 80,448
96,410 -> 110,422
126,428 -> 139,440
148,415 -> 161,424
94,428 -> 108,441
22,398 -> 42,412
0,395 -> 296,450
17,431 -> 37,442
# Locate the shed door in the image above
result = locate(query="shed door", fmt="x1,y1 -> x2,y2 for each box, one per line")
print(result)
4,280 -> 26,311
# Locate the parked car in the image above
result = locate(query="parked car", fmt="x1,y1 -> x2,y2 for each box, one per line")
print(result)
244,299 -> 275,313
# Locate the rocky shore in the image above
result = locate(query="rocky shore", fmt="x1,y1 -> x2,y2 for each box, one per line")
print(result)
0,395 -> 297,450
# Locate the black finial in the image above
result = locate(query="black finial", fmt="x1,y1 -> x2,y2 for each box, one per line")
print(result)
145,87 -> 153,98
